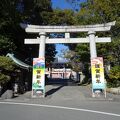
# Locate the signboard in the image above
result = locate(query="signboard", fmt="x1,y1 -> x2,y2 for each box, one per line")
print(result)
91,57 -> 105,90
32,58 -> 45,97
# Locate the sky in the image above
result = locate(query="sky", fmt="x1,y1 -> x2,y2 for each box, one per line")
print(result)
51,0 -> 86,60
51,0 -> 86,10
52,0 -> 73,10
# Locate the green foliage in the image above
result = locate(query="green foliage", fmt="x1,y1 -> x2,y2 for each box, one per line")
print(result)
107,66 -> 120,87
0,35 -> 16,55
49,9 -> 76,25
45,44 -> 57,66
108,38 -> 120,65
0,56 -> 16,84
0,0 -> 57,65
64,0 -> 120,87
23,0 -> 52,25
65,0 -> 120,65
75,44 -> 90,63
74,0 -> 120,24
109,66 -> 120,81
0,73 -> 10,85
97,38 -> 120,65
0,0 -> 24,56
63,50 -> 82,72
22,0 -> 57,63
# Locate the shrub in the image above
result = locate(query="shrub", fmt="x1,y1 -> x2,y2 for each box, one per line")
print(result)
0,56 -> 16,84
107,66 -> 120,87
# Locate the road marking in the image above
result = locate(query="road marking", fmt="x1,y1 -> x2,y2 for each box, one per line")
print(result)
0,101 -> 120,117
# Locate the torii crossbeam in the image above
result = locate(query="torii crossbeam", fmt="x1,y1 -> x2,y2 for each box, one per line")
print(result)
21,21 -> 115,58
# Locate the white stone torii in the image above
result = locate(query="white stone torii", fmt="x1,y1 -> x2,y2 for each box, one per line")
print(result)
21,21 -> 116,98
21,21 -> 115,59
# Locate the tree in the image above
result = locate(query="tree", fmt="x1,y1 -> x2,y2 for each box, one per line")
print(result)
22,0 -> 57,64
66,0 -> 82,11
64,0 -> 120,86
45,44 -> 57,67
65,0 -> 120,66
0,35 -> 16,55
49,9 -> 76,25
97,38 -> 120,66
0,0 -> 22,55
22,0 -> 53,25
0,0 -> 57,65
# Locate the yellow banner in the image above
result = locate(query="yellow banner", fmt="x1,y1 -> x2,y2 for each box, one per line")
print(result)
91,57 -> 105,89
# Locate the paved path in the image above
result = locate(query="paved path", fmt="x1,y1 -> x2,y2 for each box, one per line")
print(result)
2,84 -> 120,104
1,78 -> 120,105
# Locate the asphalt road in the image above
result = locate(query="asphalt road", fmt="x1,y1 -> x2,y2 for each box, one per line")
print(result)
0,101 -> 120,120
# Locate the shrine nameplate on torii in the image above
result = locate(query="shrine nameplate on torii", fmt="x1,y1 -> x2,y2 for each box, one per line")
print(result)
21,21 -> 115,98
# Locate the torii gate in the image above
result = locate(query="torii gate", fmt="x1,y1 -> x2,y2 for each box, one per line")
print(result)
21,21 -> 115,97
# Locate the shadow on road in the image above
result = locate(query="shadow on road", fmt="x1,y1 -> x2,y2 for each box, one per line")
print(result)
45,78 -> 78,97
45,85 -> 63,97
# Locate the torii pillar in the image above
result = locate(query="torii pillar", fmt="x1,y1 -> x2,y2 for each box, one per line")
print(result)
39,32 -> 46,58
88,31 -> 97,58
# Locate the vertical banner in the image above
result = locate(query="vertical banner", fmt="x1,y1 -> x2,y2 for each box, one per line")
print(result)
91,57 -> 105,90
32,58 -> 45,97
